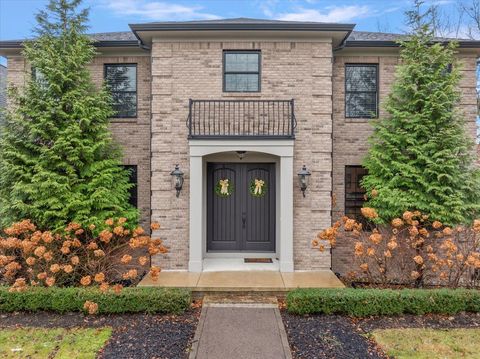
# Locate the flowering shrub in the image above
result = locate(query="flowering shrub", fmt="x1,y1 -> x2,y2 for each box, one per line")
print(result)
0,218 -> 168,313
313,208 -> 480,288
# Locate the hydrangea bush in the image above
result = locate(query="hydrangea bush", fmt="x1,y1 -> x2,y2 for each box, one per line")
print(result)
313,208 -> 480,288
0,218 -> 167,314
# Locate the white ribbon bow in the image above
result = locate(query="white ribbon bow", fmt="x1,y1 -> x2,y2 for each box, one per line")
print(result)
219,179 -> 229,195
254,179 -> 265,195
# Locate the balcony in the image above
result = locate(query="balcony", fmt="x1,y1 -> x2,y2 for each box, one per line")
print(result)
187,99 -> 296,139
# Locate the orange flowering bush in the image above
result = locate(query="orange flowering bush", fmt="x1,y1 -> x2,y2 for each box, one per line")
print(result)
313,209 -> 480,288
0,218 -> 168,312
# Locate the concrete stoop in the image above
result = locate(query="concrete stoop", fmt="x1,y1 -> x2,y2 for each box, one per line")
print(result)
189,295 -> 292,359
138,270 -> 344,295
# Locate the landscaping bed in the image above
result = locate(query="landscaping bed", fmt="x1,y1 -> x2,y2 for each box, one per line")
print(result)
282,311 -> 480,359
0,308 -> 200,359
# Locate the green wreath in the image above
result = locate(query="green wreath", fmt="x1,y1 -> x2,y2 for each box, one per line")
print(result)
249,178 -> 267,198
215,178 -> 234,197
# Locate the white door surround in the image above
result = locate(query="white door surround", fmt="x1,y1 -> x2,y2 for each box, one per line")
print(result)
188,140 -> 295,272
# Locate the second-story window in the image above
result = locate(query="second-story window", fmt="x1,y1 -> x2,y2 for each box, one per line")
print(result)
104,64 -> 137,118
345,64 -> 378,118
223,51 -> 260,92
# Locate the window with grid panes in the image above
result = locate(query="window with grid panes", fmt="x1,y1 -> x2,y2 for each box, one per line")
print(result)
345,166 -> 368,223
223,51 -> 260,92
104,64 -> 137,118
345,64 -> 378,118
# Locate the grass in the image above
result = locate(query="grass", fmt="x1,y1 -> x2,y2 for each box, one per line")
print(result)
371,328 -> 480,359
0,327 -> 112,358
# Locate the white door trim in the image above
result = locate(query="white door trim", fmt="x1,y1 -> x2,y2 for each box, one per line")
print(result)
188,140 -> 295,272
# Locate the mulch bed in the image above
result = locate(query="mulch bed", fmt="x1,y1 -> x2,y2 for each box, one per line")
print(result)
281,312 -> 386,359
0,307 -> 200,359
281,311 -> 480,359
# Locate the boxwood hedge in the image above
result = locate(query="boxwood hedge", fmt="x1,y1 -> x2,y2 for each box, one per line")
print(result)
286,288 -> 480,316
0,287 -> 191,314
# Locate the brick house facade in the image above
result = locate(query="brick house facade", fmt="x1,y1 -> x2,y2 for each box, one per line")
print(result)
0,18 -> 478,274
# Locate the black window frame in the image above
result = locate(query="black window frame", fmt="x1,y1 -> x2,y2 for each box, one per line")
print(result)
345,63 -> 379,119
344,165 -> 370,227
223,50 -> 261,93
122,165 -> 138,208
104,63 -> 138,119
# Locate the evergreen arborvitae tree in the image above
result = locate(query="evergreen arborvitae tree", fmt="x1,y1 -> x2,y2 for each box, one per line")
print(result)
362,3 -> 480,225
0,0 -> 137,229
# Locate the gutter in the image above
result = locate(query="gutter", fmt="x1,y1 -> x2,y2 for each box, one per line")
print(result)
0,39 -> 146,50
333,28 -> 353,52
345,40 -> 480,49
129,22 -> 356,32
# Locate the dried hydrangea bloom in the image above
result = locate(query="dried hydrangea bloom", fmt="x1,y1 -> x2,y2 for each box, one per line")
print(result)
413,255 -> 424,265
93,249 -> 105,257
120,254 -> 132,264
361,207 -> 378,219
94,272 -> 105,283
391,218 -> 403,228
80,275 -> 91,286
83,301 -> 98,315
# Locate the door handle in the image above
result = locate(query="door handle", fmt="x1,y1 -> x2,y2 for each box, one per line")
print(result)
242,212 -> 246,228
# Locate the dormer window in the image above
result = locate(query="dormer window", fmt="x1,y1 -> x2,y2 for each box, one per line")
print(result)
223,51 -> 261,92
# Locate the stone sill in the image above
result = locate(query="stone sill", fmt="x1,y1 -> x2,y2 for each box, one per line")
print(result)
221,93 -> 262,98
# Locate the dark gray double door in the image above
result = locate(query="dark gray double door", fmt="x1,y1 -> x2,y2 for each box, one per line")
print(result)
207,163 -> 275,252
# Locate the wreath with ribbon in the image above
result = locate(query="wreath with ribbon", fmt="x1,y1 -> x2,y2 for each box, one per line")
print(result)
249,178 -> 267,198
215,178 -> 234,197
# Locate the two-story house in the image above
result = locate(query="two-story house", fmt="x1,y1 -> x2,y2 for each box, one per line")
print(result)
0,18 -> 478,275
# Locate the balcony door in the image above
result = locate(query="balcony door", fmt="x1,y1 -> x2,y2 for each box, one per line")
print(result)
207,163 -> 275,252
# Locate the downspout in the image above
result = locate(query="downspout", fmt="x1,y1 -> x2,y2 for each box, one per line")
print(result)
329,29 -> 353,273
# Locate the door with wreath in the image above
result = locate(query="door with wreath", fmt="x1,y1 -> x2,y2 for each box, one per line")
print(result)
206,162 -> 276,252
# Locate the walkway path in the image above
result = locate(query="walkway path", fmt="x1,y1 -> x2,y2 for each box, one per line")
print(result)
189,296 -> 292,359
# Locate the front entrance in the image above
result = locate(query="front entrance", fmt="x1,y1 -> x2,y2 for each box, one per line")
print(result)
207,163 -> 276,252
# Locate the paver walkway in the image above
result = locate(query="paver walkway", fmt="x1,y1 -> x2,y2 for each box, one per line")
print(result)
189,297 -> 292,359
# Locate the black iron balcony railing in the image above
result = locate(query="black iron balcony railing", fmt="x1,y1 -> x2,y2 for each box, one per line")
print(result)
187,99 -> 296,139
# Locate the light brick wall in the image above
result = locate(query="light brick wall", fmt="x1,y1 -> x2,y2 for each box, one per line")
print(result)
150,40 -> 333,270
331,53 -> 479,276
88,56 -> 152,229
5,55 -> 152,229
5,46 -> 478,273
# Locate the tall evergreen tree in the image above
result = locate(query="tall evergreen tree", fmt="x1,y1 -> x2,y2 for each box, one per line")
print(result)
0,0 -> 137,229
362,1 -> 480,225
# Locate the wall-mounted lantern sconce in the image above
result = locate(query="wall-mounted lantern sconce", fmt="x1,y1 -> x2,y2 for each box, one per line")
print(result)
170,164 -> 184,198
297,165 -> 311,197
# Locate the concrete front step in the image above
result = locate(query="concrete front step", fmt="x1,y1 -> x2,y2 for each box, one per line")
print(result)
138,270 -> 344,292
203,293 -> 279,307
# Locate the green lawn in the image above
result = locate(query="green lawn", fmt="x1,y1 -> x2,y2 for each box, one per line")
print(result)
0,327 -> 112,359
372,328 -> 480,359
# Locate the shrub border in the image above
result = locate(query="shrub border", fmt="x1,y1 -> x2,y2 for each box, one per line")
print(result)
0,287 -> 191,315
286,288 -> 480,316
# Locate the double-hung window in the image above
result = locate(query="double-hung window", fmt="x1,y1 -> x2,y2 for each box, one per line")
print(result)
104,64 -> 137,118
223,51 -> 261,92
122,165 -> 138,208
345,165 -> 368,223
345,64 -> 378,118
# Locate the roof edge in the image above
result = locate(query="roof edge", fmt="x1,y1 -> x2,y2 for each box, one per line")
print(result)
129,22 -> 356,32
0,39 -> 141,50
345,40 -> 480,48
